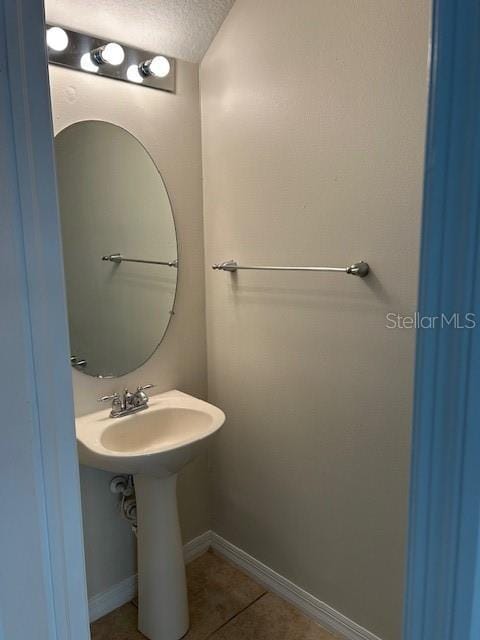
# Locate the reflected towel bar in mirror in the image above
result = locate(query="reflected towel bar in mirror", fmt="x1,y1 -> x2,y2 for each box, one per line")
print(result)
212,260 -> 369,277
102,253 -> 178,268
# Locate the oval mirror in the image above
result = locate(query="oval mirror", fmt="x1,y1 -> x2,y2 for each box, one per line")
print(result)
55,120 -> 178,378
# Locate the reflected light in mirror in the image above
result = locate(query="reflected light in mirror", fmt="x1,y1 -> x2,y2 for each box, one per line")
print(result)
80,53 -> 99,73
127,64 -> 144,84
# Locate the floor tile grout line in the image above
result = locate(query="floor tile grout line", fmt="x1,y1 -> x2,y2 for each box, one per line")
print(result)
204,591 -> 268,639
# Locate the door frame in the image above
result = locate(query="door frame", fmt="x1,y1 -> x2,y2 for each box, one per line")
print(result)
0,1 -> 90,638
1,0 -> 479,639
404,1 -> 480,639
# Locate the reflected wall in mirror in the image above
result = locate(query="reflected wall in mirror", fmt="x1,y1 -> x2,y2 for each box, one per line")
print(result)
55,120 -> 178,378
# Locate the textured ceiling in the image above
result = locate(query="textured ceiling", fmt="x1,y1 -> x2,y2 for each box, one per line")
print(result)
45,0 -> 235,63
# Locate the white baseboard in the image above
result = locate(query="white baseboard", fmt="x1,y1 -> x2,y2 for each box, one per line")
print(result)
210,532 -> 382,640
183,529 -> 212,563
89,530 -> 382,640
88,573 -> 137,623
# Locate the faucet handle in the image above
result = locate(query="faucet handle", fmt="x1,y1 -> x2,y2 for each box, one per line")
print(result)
98,392 -> 123,417
98,392 -> 120,403
132,384 -> 154,408
136,384 -> 155,393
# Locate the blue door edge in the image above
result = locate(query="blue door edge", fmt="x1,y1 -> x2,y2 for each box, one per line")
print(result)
404,1 -> 480,639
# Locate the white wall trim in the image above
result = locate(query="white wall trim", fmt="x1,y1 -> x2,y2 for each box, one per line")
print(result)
90,530 -> 381,640
183,530 -> 212,563
210,532 -> 382,640
89,575 -> 138,623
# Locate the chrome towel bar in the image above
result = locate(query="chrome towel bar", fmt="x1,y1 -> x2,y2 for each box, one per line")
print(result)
212,260 -> 369,277
102,253 -> 178,268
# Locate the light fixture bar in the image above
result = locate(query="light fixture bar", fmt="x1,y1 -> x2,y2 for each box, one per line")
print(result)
46,25 -> 175,93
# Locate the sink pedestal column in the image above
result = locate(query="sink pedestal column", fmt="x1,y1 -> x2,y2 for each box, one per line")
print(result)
135,473 -> 189,640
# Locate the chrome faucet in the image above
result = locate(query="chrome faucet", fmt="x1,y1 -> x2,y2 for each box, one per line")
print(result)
99,384 -> 155,418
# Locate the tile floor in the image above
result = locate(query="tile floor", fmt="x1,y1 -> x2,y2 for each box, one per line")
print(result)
91,550 -> 338,639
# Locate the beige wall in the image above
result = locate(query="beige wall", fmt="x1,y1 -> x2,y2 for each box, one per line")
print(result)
200,2 -> 430,639
49,61 -> 208,598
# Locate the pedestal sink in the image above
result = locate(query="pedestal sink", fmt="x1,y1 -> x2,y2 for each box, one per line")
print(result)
75,390 -> 225,640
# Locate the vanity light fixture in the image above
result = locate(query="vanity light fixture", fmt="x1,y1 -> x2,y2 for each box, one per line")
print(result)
46,25 -> 175,93
91,42 -> 125,66
46,26 -> 69,51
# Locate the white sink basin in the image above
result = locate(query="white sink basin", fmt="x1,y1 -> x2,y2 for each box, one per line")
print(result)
76,390 -> 225,477
75,390 -> 225,640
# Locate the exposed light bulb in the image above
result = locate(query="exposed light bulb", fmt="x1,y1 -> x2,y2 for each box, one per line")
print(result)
149,56 -> 170,77
127,64 -> 143,84
92,42 -> 125,66
46,26 -> 69,52
142,55 -> 170,78
80,53 -> 99,73
102,42 -> 125,65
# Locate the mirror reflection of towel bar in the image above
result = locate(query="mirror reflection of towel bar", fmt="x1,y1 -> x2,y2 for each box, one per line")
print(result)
212,260 -> 369,277
102,253 -> 178,268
